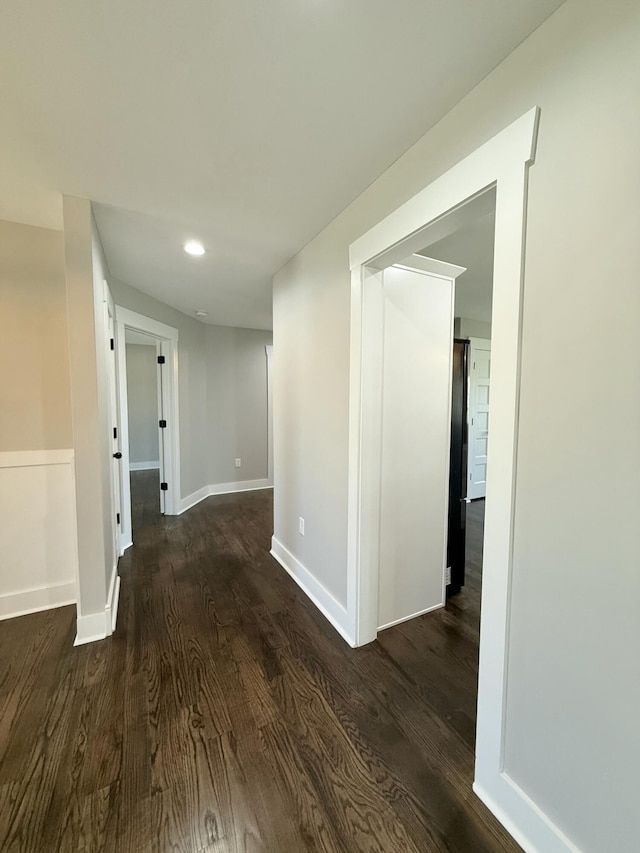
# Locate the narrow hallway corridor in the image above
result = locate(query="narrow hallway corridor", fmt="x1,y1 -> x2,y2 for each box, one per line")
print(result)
0,476 -> 517,852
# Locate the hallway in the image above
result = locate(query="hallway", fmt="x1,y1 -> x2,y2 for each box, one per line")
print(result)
0,474 -> 518,852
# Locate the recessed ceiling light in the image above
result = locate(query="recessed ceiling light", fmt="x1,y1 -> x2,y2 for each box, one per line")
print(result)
184,240 -> 205,256
195,310 -> 208,318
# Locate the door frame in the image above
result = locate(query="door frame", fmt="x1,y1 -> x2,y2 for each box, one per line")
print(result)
467,336 -> 492,500
347,107 -> 559,847
103,281 -> 122,577
266,345 -> 274,486
114,307 -> 180,554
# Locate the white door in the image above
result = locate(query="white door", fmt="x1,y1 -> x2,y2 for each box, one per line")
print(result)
104,281 -> 123,557
377,264 -> 455,630
467,337 -> 491,500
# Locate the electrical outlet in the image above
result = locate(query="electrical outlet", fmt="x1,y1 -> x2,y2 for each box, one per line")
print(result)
445,566 -> 451,585
298,516 -> 305,536
234,458 -> 241,468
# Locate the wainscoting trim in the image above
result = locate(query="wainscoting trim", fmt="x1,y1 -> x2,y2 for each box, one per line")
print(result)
0,449 -> 74,468
0,448 -> 78,623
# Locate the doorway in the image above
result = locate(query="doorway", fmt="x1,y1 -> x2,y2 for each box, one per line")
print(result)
114,307 -> 180,554
346,108 -> 539,830
124,328 -> 162,534
427,206 -> 495,594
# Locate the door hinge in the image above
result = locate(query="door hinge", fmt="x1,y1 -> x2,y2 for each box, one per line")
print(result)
113,427 -> 117,439
157,355 -> 165,364
159,419 -> 167,428
160,482 -> 168,491
116,512 -> 120,525
110,338 -> 115,350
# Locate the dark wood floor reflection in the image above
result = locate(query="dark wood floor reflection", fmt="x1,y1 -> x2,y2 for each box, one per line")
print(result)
0,475 -> 519,852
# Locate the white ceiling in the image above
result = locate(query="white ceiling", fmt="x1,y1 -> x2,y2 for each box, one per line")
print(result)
425,211 -> 496,323
0,0 -> 565,329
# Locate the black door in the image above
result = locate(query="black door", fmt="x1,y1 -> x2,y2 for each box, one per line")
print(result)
447,339 -> 468,596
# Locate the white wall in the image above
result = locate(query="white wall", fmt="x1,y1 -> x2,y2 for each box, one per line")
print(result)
272,1 -> 640,850
125,344 -> 159,467
378,266 -> 453,629
63,196 -> 113,638
90,215 -> 118,617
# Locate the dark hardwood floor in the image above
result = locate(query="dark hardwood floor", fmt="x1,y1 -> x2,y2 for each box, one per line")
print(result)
0,475 -> 519,852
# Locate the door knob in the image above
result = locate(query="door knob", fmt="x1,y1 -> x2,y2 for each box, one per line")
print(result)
113,452 -> 122,459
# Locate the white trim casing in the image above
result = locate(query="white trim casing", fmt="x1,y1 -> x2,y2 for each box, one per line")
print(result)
270,537 -> 355,646
265,345 -> 274,487
347,108 -> 573,852
115,306 -> 181,556
177,479 -> 273,515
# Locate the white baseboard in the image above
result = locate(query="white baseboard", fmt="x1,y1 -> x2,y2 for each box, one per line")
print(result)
74,568 -> 121,646
0,580 -> 76,621
270,536 -> 355,646
210,478 -> 272,496
178,479 -> 273,515
178,484 -> 211,514
74,610 -> 109,646
129,460 -> 160,471
473,775 -> 580,853
378,600 -> 444,632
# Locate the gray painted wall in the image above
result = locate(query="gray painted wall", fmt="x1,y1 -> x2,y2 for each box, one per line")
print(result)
109,276 -> 272,498
454,316 -> 491,339
272,0 -> 640,849
125,344 -> 159,466
206,326 -> 272,484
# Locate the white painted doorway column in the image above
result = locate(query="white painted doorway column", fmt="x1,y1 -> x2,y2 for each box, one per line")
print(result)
376,259 -> 465,631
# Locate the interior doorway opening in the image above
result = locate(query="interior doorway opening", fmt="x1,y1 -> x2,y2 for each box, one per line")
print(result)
424,207 -> 495,598
124,328 -> 162,534
114,307 -> 180,555
347,108 -> 540,837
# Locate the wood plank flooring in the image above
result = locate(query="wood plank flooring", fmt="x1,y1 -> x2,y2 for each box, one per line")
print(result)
0,474 -> 519,852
